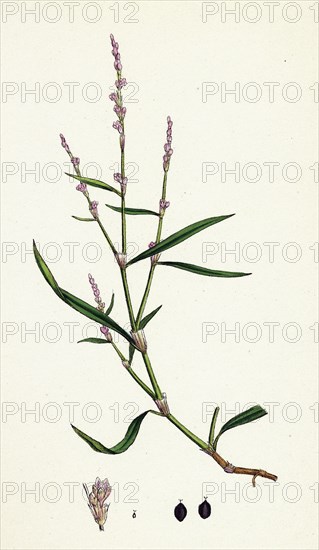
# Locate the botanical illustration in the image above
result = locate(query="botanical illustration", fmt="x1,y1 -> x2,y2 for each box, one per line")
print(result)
33,34 -> 277,495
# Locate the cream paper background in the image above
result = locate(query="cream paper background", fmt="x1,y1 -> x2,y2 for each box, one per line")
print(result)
1,1 -> 318,549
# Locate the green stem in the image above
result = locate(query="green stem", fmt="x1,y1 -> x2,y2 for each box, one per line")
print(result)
166,413 -> 207,450
111,341 -> 155,398
120,268 -> 136,331
70,160 -> 117,258
136,172 -> 168,327
142,353 -> 162,400
121,147 -> 126,253
136,266 -> 155,327
96,217 -> 117,256
111,341 -> 126,362
127,366 -> 155,398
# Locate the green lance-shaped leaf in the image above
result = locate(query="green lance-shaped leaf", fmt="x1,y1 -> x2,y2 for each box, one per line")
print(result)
158,261 -> 251,278
127,214 -> 235,266
65,173 -> 121,196
129,305 -> 162,364
33,240 -> 64,299
33,241 -> 134,346
60,289 -> 133,344
105,293 -> 115,316
140,305 -> 162,328
72,216 -> 96,222
208,406 -> 220,446
71,410 -> 156,454
78,338 -> 110,344
213,405 -> 267,450
105,203 -> 159,216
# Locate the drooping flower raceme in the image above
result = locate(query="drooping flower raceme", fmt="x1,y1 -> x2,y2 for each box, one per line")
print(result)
109,34 -> 127,153
88,273 -> 105,311
88,273 -> 112,342
83,477 -> 112,531
59,133 -> 88,195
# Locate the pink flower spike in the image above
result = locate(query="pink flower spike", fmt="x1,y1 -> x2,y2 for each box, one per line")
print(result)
71,157 -> 80,166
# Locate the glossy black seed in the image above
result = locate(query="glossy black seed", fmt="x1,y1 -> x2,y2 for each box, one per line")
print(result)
132,510 -> 137,518
198,498 -> 211,519
174,501 -> 187,522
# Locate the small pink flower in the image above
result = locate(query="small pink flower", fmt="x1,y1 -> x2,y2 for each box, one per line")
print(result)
90,201 -> 99,218
71,156 -> 80,166
76,183 -> 87,193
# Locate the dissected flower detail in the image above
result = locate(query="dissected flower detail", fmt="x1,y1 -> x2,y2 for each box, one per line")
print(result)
131,329 -> 147,353
148,241 -> 160,265
113,172 -> 128,195
116,252 -> 127,269
88,273 -> 105,312
100,326 -> 113,343
83,477 -> 112,531
163,116 -> 173,172
155,392 -> 170,416
90,200 -> 99,219
159,199 -> 170,216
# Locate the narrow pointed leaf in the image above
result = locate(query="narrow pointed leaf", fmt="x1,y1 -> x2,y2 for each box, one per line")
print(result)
65,173 -> 121,196
33,240 -> 64,299
158,261 -> 251,278
33,241 -> 134,345
213,405 -> 267,450
105,293 -> 115,316
71,410 -> 155,454
140,305 -> 162,328
60,288 -> 133,344
78,338 -> 110,344
105,203 -> 159,216
72,216 -> 96,222
208,406 -> 220,446
127,215 -> 235,266
129,305 -> 162,364
129,344 -> 135,364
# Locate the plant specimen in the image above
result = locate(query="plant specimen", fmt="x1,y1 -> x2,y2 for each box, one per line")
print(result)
33,34 -> 277,491
83,477 -> 111,531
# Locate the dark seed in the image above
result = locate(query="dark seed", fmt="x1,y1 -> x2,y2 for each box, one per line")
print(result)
198,498 -> 211,519
132,510 -> 137,518
174,500 -> 187,522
